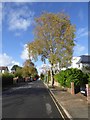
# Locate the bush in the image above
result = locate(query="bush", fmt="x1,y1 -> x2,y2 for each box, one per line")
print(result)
54,68 -> 88,88
54,70 -> 66,87
87,73 -> 90,86
33,74 -> 39,80
40,73 -> 44,80
14,68 -> 23,78
2,73 -> 14,87
65,68 -> 84,87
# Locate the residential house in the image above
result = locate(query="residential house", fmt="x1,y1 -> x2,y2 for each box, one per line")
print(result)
68,55 -> 90,70
39,55 -> 90,74
54,55 -> 90,72
0,66 -> 9,73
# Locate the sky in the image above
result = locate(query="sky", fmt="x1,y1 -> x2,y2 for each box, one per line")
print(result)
0,2 -> 89,74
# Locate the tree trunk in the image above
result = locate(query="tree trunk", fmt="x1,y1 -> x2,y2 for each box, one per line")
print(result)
50,64 -> 54,87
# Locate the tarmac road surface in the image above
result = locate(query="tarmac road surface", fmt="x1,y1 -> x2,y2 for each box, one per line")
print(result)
2,80 -> 63,118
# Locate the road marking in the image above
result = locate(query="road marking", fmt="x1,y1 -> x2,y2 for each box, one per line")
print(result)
46,103 -> 52,115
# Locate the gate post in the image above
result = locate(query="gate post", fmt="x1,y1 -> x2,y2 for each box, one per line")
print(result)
86,84 -> 90,103
71,82 -> 75,95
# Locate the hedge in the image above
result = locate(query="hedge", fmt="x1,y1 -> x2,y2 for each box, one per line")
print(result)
54,68 -> 88,88
87,73 -> 90,86
2,73 -> 15,87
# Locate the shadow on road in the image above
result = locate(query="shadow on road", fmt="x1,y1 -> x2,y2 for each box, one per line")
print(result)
2,81 -> 49,97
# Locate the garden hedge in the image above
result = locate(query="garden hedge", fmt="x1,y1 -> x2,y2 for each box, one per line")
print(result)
54,68 -> 88,88
2,73 -> 14,87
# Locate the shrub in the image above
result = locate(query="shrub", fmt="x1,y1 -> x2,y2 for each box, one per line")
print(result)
54,70 -> 66,87
2,73 -> 14,87
14,68 -> 23,78
40,73 -> 44,81
87,73 -> 90,86
81,73 -> 88,85
54,68 -> 88,88
65,68 -> 83,87
33,74 -> 39,80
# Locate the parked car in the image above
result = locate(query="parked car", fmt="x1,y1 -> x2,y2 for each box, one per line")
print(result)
80,85 -> 87,96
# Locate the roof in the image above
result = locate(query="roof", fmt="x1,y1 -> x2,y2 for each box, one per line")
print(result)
0,66 -> 9,71
72,57 -> 81,64
80,55 -> 90,63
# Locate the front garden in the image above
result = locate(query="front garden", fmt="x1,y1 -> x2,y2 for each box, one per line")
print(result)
1,72 -> 39,90
1,72 -> 14,87
40,67 -> 90,96
54,68 -> 90,94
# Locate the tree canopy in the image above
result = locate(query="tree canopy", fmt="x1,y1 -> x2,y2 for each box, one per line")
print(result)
27,12 -> 76,86
22,59 -> 38,77
11,65 -> 22,71
28,12 -> 75,66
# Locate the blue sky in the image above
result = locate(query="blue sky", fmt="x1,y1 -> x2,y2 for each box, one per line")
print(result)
0,2 -> 88,73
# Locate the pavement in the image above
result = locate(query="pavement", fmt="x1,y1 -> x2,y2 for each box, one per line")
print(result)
44,83 -> 89,120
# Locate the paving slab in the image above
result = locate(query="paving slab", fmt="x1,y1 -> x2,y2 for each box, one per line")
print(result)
48,85 -> 89,119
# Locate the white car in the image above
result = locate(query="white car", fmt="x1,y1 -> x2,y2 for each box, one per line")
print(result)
80,85 -> 87,96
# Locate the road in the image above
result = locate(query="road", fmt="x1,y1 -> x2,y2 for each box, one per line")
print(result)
2,80 -> 63,118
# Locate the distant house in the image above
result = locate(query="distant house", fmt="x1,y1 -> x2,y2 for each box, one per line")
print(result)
39,55 -> 90,74
0,66 -> 9,73
54,55 -> 90,72
68,55 -> 90,70
11,69 -> 15,74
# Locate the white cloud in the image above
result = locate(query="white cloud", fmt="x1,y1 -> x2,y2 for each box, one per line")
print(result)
21,44 -> 34,60
74,44 -> 85,55
9,9 -> 34,31
77,28 -> 86,35
3,3 -> 34,31
75,27 -> 88,40
21,44 -> 29,60
0,53 -> 20,71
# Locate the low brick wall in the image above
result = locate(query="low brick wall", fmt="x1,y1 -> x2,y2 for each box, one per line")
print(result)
54,81 -> 75,94
67,88 -> 71,93
86,84 -> 90,103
